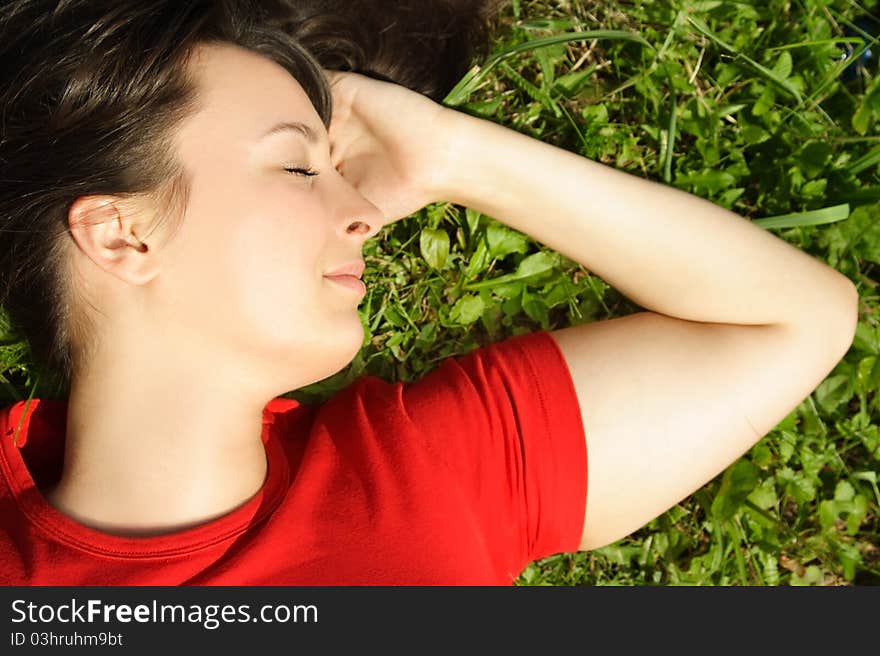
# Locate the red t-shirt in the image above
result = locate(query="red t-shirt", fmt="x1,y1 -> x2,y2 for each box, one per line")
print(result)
0,330 -> 587,585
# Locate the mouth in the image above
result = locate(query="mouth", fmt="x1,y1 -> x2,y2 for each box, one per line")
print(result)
323,274 -> 367,295
324,260 -> 366,278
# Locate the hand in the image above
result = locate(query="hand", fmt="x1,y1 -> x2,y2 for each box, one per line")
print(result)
325,70 -> 457,224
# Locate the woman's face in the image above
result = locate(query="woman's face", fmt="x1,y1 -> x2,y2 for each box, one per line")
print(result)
158,43 -> 384,390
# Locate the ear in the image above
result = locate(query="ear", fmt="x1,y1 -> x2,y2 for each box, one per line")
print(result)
67,195 -> 160,286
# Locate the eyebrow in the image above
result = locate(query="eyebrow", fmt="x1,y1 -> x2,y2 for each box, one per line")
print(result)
258,121 -> 324,145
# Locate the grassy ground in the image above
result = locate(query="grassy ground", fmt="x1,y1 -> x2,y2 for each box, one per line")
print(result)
2,0 -> 878,584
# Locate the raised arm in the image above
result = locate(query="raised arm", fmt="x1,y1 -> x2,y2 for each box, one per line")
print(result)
434,108 -> 857,549
326,70 -> 859,550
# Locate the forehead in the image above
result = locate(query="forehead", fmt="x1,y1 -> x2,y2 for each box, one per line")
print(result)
182,42 -> 322,140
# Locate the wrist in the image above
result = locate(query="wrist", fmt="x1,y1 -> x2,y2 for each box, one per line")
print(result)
424,107 -> 482,206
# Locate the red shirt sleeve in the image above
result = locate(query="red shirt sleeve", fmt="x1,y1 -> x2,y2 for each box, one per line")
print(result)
399,329 -> 587,576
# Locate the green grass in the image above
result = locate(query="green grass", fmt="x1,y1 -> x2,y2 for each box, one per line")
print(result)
2,0 -> 879,585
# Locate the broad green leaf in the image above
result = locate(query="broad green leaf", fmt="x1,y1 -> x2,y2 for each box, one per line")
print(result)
675,169 -> 736,194
798,141 -> 833,177
382,306 -> 406,329
522,290 -> 550,327
717,187 -> 746,208
464,239 -> 490,280
449,294 -> 485,326
785,474 -> 817,505
414,321 -> 437,349
834,480 -> 855,502
852,322 -> 879,355
801,178 -> 827,199
852,102 -> 872,135
582,103 -> 609,125
711,459 -> 760,521
717,103 -> 748,118
813,374 -> 853,415
385,332 -> 406,348
752,86 -> 776,116
535,43 -> 563,88
838,542 -> 863,580
461,98 -> 503,118
763,554 -> 780,586
501,295 -> 522,317
553,68 -> 596,97
747,477 -> 778,510
515,251 -> 559,279
772,51 -> 793,80
842,205 -> 880,265
848,495 -> 869,535
419,228 -> 450,271
492,281 -> 523,300
751,443 -> 773,468
465,208 -> 482,240
819,493 -> 868,536
486,224 -> 530,260
856,356 -> 878,395
464,251 -> 560,290
791,565 -> 824,586
819,499 -> 838,530
542,278 -> 577,308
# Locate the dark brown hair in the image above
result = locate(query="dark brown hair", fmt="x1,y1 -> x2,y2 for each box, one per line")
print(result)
265,0 -> 504,100
0,0 -> 503,392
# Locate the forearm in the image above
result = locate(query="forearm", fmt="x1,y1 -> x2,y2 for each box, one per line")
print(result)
435,111 -> 857,329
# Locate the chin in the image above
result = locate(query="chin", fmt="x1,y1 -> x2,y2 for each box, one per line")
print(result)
255,316 -> 363,392
337,316 -> 366,363
312,314 -> 365,373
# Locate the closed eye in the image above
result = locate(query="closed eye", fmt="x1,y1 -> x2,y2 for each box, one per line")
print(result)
283,166 -> 319,177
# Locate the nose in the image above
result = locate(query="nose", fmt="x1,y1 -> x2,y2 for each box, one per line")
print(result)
335,175 -> 385,242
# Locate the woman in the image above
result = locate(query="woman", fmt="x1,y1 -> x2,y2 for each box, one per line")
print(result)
0,0 -> 857,585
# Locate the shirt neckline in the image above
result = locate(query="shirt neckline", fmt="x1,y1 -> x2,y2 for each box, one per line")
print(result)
0,397 -> 291,558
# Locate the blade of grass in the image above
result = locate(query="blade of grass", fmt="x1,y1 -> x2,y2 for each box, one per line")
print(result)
663,93 -> 678,183
499,61 -> 562,118
444,30 -> 655,106
752,203 -> 851,229
849,145 -> 880,175
766,37 -> 865,51
9,370 -> 39,448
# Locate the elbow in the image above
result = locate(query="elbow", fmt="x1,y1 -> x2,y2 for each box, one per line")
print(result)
834,278 -> 860,350
815,277 -> 860,361
777,276 -> 859,362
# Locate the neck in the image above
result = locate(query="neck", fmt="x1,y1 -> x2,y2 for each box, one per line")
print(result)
44,351 -> 274,537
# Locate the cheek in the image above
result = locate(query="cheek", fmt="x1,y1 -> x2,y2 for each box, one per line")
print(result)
171,170 -> 340,352
224,191 -> 329,327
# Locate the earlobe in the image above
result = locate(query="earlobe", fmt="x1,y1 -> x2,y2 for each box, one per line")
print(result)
68,195 -> 156,285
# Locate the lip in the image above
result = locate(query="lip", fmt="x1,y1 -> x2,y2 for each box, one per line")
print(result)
324,274 -> 367,295
324,260 -> 366,279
